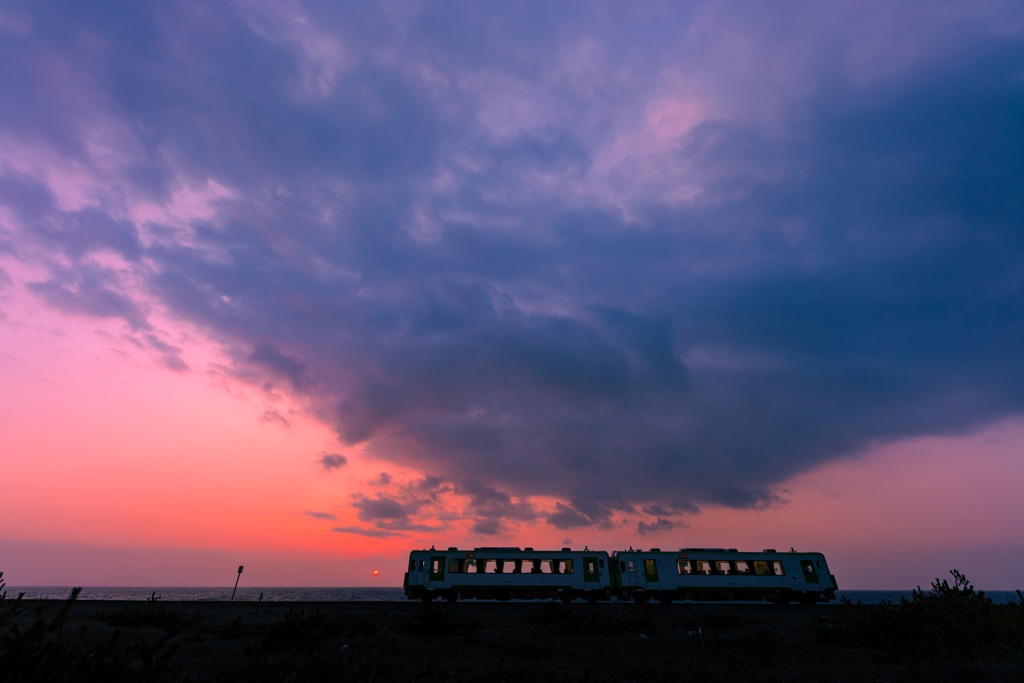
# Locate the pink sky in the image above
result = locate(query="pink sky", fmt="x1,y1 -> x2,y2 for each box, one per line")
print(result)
3,0 -> 1024,594
2,299 -> 1021,589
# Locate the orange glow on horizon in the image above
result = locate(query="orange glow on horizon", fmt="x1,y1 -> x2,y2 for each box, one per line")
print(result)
1,296 -> 1023,588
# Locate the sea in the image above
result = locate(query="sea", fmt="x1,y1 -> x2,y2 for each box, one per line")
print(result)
7,587 -> 1022,604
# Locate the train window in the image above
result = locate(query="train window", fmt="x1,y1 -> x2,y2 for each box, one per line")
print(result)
464,559 -> 478,573
562,559 -> 574,574
586,561 -> 594,574
449,558 -> 463,574
628,561 -> 635,572
734,561 -> 752,575
816,560 -> 823,569
530,559 -> 543,574
620,561 -> 626,572
419,560 -> 425,571
693,560 -> 711,575
599,560 -> 605,568
772,561 -> 784,576
676,560 -> 693,575
432,560 -> 440,573
410,560 -> 416,571
713,561 -> 731,575
753,561 -> 769,575
513,559 -> 523,574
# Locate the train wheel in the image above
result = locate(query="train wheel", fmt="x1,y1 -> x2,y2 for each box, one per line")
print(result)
445,590 -> 459,603
585,593 -> 599,604
560,591 -> 574,604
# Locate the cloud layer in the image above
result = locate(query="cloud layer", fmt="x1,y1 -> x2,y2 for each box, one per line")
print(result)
2,1 -> 1023,529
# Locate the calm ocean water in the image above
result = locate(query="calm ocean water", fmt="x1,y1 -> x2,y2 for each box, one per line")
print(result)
8,586 -> 1022,604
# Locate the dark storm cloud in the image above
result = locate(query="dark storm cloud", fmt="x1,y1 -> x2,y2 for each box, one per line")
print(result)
331,526 -> 406,539
27,271 -> 150,331
4,1 -> 1024,524
319,454 -> 347,470
638,518 -> 679,536
352,495 -> 413,523
248,343 -> 312,392
302,511 -> 338,521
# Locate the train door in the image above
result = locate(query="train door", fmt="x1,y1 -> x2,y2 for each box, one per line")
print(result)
800,560 -> 820,587
409,556 -> 423,585
583,556 -> 600,585
428,556 -> 446,588
643,558 -> 660,590
620,556 -> 637,587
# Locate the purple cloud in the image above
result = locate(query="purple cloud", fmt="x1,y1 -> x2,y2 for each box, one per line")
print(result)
302,511 -> 338,521
3,0 -> 1024,528
319,453 -> 347,470
331,526 -> 406,539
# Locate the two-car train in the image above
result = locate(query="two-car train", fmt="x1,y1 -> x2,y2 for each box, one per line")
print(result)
404,546 -> 837,604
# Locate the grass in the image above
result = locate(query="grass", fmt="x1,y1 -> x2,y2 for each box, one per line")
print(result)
815,569 -> 1024,663
4,567 -> 1024,681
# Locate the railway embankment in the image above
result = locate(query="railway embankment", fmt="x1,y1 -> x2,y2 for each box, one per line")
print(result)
2,573 -> 1023,681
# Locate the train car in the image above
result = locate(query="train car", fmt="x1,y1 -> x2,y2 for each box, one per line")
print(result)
404,546 -> 613,603
611,547 -> 838,604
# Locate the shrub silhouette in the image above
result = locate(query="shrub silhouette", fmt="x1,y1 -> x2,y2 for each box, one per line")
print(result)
0,572 -> 181,682
254,608 -> 344,652
816,569 -> 1024,662
93,592 -> 202,632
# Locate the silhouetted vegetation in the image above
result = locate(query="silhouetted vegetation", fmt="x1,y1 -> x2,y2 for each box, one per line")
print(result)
816,570 -> 1024,663
5,568 -> 1024,681
93,592 -> 203,632
407,601 -> 457,637
253,608 -> 344,652
0,572 -> 180,682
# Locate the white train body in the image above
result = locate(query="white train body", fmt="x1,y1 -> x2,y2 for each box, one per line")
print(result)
612,547 -> 837,604
404,545 -> 837,604
405,547 -> 612,602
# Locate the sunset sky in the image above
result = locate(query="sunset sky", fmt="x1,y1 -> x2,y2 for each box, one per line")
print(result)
2,1 -> 1023,590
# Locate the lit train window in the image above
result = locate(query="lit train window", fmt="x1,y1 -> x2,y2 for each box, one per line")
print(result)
734,561 -> 751,575
628,561 -> 635,572
713,561 -> 731,575
772,561 -> 784,575
693,560 -> 711,575
676,560 -> 693,575
562,559 -> 574,574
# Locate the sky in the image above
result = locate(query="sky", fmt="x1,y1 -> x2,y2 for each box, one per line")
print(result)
1,0 -> 1023,590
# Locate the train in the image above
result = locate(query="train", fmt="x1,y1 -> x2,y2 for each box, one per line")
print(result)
404,545 -> 837,604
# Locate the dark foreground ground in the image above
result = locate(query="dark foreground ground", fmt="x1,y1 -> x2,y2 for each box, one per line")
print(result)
4,598 -> 1023,682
